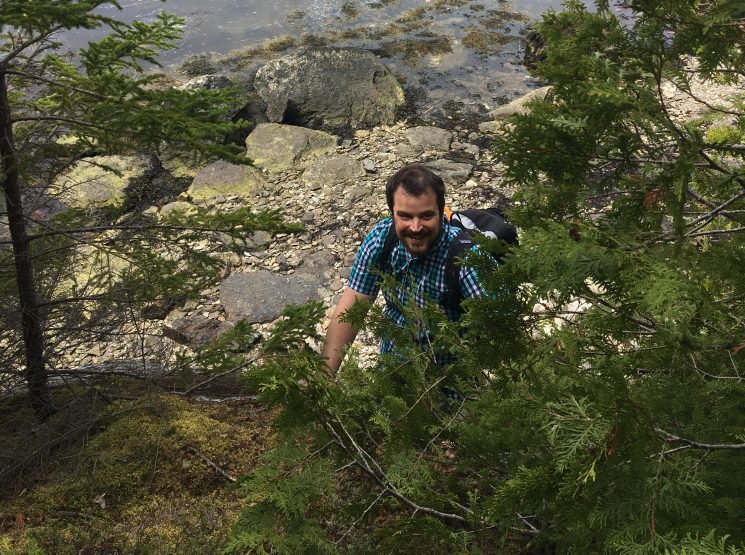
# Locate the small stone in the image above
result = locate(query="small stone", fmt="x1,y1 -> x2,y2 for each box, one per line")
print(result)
363,158 -> 377,173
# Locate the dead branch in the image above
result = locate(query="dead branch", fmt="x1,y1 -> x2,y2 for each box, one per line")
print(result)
655,428 -> 745,451
183,445 -> 236,483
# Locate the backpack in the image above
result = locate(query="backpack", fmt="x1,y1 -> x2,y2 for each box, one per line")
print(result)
377,207 -> 518,308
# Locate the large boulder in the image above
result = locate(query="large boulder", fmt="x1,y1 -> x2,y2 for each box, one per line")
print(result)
301,155 -> 365,190
52,155 -> 150,209
253,47 -> 405,131
187,160 -> 268,203
220,271 -> 321,323
245,123 -> 337,172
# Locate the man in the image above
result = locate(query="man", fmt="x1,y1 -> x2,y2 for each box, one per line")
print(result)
321,164 -> 485,376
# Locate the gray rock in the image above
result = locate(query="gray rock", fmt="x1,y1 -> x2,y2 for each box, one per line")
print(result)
220,271 -> 321,323
422,159 -> 473,185
297,250 -> 337,282
159,200 -> 196,217
254,47 -> 405,130
180,74 -> 233,90
187,160 -> 269,203
301,155 -> 365,188
245,123 -> 337,172
404,126 -> 453,153
478,120 -> 504,134
363,158 -> 377,173
488,86 -> 553,120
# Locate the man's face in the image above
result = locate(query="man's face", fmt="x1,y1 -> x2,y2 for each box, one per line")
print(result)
391,186 -> 442,257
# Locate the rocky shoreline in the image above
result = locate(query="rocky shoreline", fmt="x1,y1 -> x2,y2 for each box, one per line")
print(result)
6,47 -> 744,376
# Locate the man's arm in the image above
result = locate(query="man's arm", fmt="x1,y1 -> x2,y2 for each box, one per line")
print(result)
321,287 -> 374,377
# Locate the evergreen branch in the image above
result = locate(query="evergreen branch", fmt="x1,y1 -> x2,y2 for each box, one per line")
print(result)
333,489 -> 386,547
655,428 -> 745,451
0,24 -> 65,66
397,375 -> 446,422
414,397 -> 467,468
11,115 -> 109,129
4,69 -> 107,100
326,418 -> 469,525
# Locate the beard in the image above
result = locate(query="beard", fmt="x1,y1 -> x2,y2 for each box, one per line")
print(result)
400,229 -> 433,255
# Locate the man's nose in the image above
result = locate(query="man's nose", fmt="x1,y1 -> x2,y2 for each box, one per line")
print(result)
410,218 -> 422,232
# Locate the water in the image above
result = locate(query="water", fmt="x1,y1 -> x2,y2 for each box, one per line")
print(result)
61,0 -> 601,116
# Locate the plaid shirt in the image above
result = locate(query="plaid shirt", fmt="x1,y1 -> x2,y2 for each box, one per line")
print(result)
348,216 -> 485,358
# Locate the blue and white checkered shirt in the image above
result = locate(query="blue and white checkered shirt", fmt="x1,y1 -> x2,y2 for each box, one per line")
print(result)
348,216 -> 485,358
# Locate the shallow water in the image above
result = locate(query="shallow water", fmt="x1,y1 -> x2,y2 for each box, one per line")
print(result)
62,0 -> 601,115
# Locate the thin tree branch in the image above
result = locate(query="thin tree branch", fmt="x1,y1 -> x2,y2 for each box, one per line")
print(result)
655,428 -> 745,451
181,359 -> 257,396
4,69 -> 106,100
334,489 -> 386,546
182,445 -> 236,483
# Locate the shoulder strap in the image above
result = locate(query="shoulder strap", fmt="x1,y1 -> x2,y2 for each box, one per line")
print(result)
441,229 -> 474,310
377,222 -> 398,274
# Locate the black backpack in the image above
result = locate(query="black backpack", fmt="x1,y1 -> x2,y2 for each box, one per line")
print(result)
377,207 -> 518,308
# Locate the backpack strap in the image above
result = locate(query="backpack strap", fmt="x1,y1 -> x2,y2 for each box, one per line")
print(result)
377,221 -> 398,275
441,229 -> 474,311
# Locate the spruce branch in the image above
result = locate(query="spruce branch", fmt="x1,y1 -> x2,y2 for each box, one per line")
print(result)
325,417 -> 469,525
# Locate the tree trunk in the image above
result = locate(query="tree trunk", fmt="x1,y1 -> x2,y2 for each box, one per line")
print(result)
0,70 -> 54,420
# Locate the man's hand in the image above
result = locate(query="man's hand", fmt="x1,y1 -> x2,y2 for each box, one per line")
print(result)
321,287 -> 373,377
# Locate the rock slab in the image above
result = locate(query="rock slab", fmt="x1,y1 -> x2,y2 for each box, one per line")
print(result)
220,271 -> 321,323
245,123 -> 337,172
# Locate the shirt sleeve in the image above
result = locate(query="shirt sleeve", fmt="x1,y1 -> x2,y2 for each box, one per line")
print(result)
347,219 -> 391,297
458,259 -> 486,299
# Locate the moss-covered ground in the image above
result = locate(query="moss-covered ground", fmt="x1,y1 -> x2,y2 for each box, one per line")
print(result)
0,389 -> 275,554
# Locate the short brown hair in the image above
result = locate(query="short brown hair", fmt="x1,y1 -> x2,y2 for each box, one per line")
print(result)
385,164 -> 445,215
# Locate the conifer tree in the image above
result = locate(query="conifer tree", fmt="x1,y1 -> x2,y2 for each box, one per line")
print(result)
230,1 -> 745,553
0,1 -> 287,419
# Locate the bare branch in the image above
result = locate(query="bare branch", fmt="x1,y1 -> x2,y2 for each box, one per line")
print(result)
655,428 -> 745,451
182,445 -> 236,483
334,490 -> 386,546
180,359 -> 257,396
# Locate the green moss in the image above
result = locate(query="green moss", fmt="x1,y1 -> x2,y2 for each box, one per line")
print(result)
263,35 -> 297,53
377,36 -> 453,62
705,123 -> 744,144
0,396 -> 275,554
461,27 -> 513,55
397,6 -> 429,23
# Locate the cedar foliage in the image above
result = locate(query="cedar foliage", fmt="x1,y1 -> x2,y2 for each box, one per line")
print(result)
0,1 -> 293,419
231,1 -> 745,553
